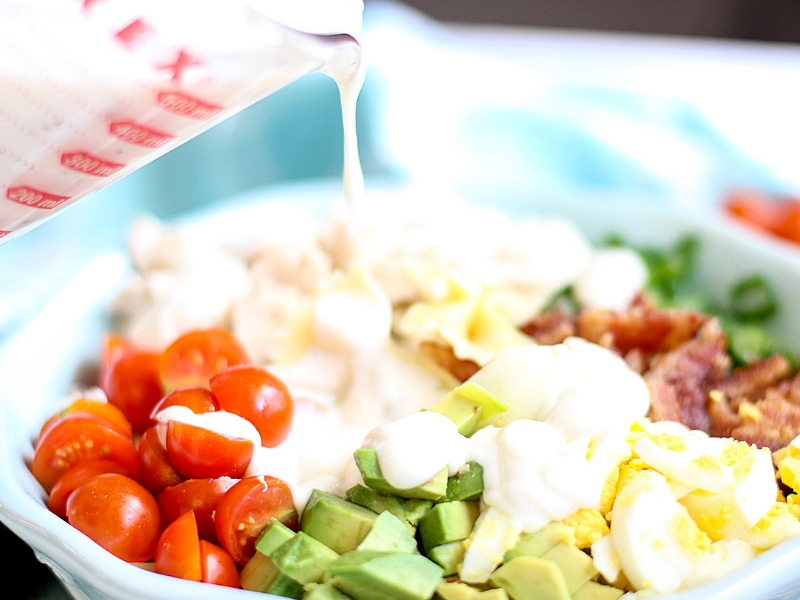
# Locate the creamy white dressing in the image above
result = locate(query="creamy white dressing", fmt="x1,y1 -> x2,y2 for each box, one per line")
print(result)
573,247 -> 648,312
361,339 -> 648,533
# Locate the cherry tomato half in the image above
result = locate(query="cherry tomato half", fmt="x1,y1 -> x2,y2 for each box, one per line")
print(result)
138,426 -> 185,496
153,510 -> 239,587
39,398 -> 132,440
214,475 -> 298,565
101,335 -> 163,434
32,415 -> 139,492
209,365 -> 294,448
155,509 -> 202,582
48,459 -> 132,519
150,387 -> 219,420
157,477 -> 238,544
158,328 -> 250,393
165,420 -> 253,480
200,540 -> 240,587
66,473 -> 162,562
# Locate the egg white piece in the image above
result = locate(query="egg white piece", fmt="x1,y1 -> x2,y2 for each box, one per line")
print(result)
610,469 -> 710,594
459,506 -> 522,584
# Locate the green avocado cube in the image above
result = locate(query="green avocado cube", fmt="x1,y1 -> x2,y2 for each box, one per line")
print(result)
303,583 -> 352,600
572,581 -> 624,600
432,380 -> 509,433
356,510 -> 420,554
271,531 -> 341,585
540,543 -> 598,594
239,551 -> 304,598
418,501 -> 480,553
354,448 -> 448,501
345,484 -> 433,534
443,462 -> 484,502
428,394 -> 483,436
490,556 -> 570,600
427,540 -> 466,576
327,550 -> 444,600
504,523 -> 569,562
436,581 -> 510,600
256,517 -> 298,557
301,489 -> 377,555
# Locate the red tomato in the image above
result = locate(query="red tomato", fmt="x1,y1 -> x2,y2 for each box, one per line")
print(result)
772,202 -> 800,245
723,191 -> 779,233
138,426 -> 185,496
154,510 -> 202,582
165,421 -> 253,480
150,387 -> 220,419
48,459 -> 132,519
66,473 -> 162,562
214,475 -> 298,565
40,398 -> 132,440
209,366 -> 294,448
101,335 -> 163,433
200,540 -> 240,587
157,477 -> 238,544
158,328 -> 250,393
32,415 -> 139,492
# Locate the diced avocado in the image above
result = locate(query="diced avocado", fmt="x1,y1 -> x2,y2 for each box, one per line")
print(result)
301,489 -> 377,555
437,381 -> 509,432
356,510 -> 420,554
303,582 -> 352,600
489,556 -> 570,600
271,531 -> 341,585
428,540 -> 466,576
327,550 -> 444,600
443,462 -> 484,502
436,581 -> 510,600
504,523 -> 570,562
256,517 -> 298,557
540,543 -> 597,594
418,501 -> 480,553
428,394 -> 483,436
354,448 -> 448,501
572,581 -> 624,600
239,551 -> 304,598
345,484 -> 433,534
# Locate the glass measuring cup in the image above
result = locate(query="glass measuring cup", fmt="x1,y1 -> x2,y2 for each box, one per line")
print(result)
0,0 -> 364,247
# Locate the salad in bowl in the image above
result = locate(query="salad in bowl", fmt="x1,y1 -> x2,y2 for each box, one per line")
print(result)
3,180 -> 800,600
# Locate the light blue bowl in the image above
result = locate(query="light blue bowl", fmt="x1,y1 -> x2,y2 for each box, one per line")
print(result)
2,180 -> 800,600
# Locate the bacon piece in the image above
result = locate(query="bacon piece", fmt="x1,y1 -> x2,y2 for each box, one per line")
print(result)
576,303 -> 707,356
520,309 -> 575,346
728,396 -> 800,452
418,341 -> 479,382
644,320 -> 730,432
708,354 -> 792,406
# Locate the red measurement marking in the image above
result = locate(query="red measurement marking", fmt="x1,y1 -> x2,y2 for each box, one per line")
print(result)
114,19 -> 153,49
156,91 -> 222,120
156,49 -> 203,83
61,151 -> 125,177
109,121 -> 175,148
0,230 -> 10,239
7,187 -> 70,210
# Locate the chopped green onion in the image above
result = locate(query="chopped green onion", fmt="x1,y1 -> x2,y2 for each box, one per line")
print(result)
729,275 -> 777,322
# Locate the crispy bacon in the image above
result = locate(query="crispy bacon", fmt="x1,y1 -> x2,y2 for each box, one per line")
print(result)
418,341 -> 480,382
576,302 -> 707,357
421,298 -> 800,451
644,320 -> 730,432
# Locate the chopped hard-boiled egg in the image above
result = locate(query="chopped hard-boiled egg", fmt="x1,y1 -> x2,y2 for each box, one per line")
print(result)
610,469 -> 711,594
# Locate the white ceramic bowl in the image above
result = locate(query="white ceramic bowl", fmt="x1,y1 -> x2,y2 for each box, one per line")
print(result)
3,180 -> 800,600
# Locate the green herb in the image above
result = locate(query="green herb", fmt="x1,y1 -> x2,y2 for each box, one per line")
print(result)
607,234 -> 789,365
